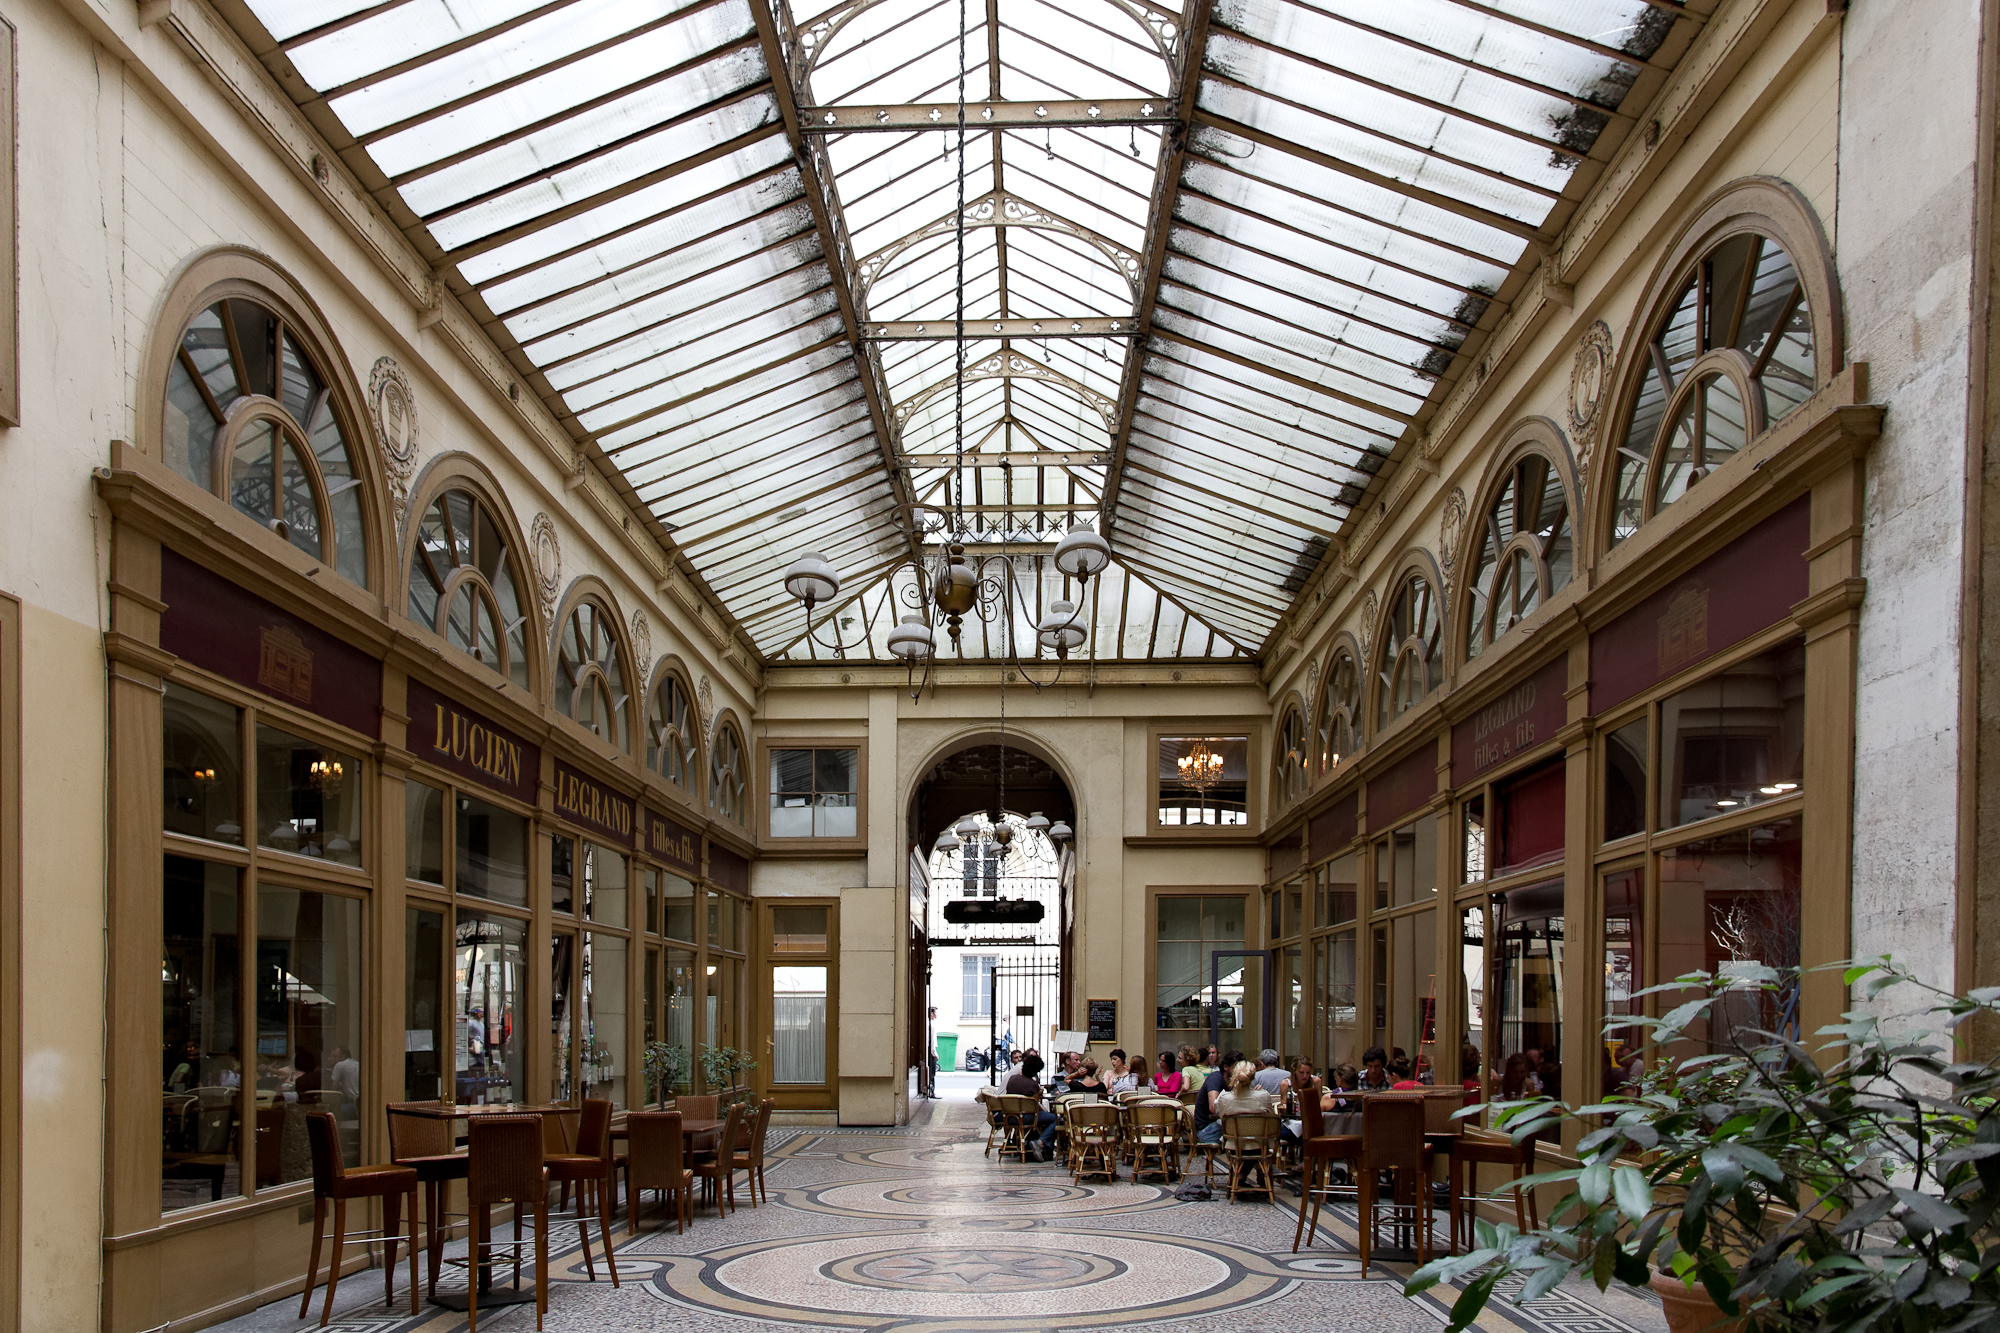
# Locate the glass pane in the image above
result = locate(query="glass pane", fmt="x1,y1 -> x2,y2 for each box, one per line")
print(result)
772,965 -> 828,1084
552,834 -> 576,914
164,684 -> 242,845
815,747 -> 857,793
706,956 -> 741,1079
1603,716 -> 1648,842
665,947 -> 696,1095
229,418 -> 278,529
661,873 -> 696,943
404,906 -> 446,1101
1602,870 -> 1642,1098
551,933 -> 575,1102
1657,818 -> 1802,1052
164,355 -> 221,490
456,910 -> 527,1104
1156,735 -> 1249,825
1391,910 -> 1435,1079
1493,879 -> 1563,1103
772,906 -> 828,953
1326,852 -> 1358,925
584,842 -> 627,927
583,931 -> 626,1107
1459,905 -> 1485,1089
162,856 -> 240,1213
644,868 -> 659,936
1658,639 -> 1805,830
644,946 -> 659,1049
456,793 -> 528,906
278,435 -> 323,560
1699,373 -> 1747,469
1461,796 -> 1486,884
405,780 -> 445,884
1327,928 -> 1357,1073
1277,945 -> 1302,1065
256,885 -> 363,1183
255,724 -> 362,867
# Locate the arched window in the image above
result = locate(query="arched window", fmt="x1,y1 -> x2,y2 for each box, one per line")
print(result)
711,724 -> 746,826
1375,573 -> 1443,732
1276,706 -> 1308,806
1610,231 -> 1817,544
408,487 -> 532,691
1316,649 -> 1360,775
162,296 -> 369,585
1466,453 -> 1573,660
645,671 -> 700,793
554,599 -> 629,750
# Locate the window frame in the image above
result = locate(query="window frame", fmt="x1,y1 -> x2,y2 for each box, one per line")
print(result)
549,587 -> 635,754
643,662 -> 703,801
1147,727 -> 1260,838
754,738 -> 867,849
1315,640 -> 1364,779
1372,566 -> 1446,735
1274,701 -> 1309,811
402,469 -> 541,697
711,721 -> 748,830
1459,429 -> 1580,663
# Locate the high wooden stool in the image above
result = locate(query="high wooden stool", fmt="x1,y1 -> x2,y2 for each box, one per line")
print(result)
298,1111 -> 420,1327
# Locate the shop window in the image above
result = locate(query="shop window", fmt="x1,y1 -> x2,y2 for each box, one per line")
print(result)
254,724 -> 362,867
551,933 -> 574,1102
1611,232 -> 1818,544
660,872 -> 696,942
961,954 -> 996,1017
645,671 -> 700,792
583,842 -> 627,926
1466,453 -> 1573,659
1277,944 -> 1303,1061
1602,870 -> 1642,1097
1317,650 -> 1361,775
1657,818 -> 1802,1049
583,931 -> 626,1106
455,911 -> 525,1105
1375,573 -> 1443,732
1157,735 -> 1249,826
404,907 -> 445,1101
711,724 -> 746,826
663,948 -> 695,1095
1154,895 -> 1249,1047
707,956 -> 742,1072
162,297 -> 369,585
553,599 -> 629,750
1493,879 -> 1564,1101
769,746 -> 858,838
163,683 -> 243,846
1324,851 -> 1358,926
707,890 -> 742,953
1460,905 -> 1486,1075
162,855 -> 241,1213
1323,928 -> 1358,1070
1275,707 -> 1308,806
1461,796 -> 1486,884
1603,717 -> 1648,842
1390,910 -> 1436,1068
404,780 -> 445,885
408,488 -> 532,692
456,793 -> 528,907
552,835 -> 576,914
1374,814 -> 1438,909
772,965 -> 829,1085
254,885 -> 362,1186
1658,640 -> 1804,830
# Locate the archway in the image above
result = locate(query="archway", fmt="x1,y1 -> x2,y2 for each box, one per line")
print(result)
906,744 -> 1076,1096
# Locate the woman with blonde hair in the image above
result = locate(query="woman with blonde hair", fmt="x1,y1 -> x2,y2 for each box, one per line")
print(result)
1198,1061 -> 1274,1142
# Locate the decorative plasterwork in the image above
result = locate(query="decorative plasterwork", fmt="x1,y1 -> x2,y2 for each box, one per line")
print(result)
1437,487 -> 1467,600
1357,589 -> 1379,663
1569,320 -> 1614,486
368,357 -> 417,525
529,512 -> 561,627
631,610 -> 652,677
697,674 -> 715,745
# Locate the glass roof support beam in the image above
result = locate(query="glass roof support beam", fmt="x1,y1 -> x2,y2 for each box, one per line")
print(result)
865,317 -> 1139,340
799,97 -> 1172,132
897,452 -> 1110,466
745,0 -> 921,568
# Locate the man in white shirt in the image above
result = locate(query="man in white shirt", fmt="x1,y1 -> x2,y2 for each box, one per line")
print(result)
329,1045 -> 361,1102
1251,1049 -> 1289,1098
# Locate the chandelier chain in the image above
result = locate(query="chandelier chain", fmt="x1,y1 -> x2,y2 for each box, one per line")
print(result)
953,0 -> 967,531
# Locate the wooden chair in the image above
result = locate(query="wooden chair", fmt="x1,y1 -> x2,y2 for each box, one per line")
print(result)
1218,1111 -> 1283,1202
163,1098 -> 237,1203
625,1111 -> 694,1234
690,1101 -> 745,1214
1447,1128 -> 1541,1253
728,1099 -> 776,1206
672,1095 -> 718,1121
542,1098 -> 619,1288
1127,1101 -> 1181,1182
298,1111 -> 419,1328
461,1114 -> 548,1333
386,1102 -> 469,1297
1066,1102 -> 1122,1183
1359,1095 -> 1435,1276
986,1095 -> 1040,1163
1293,1079 -> 1363,1251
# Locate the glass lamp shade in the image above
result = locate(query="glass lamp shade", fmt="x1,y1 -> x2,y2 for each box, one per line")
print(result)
935,830 -> 960,852
1036,599 -> 1087,652
1025,811 -> 1049,833
1048,819 -> 1073,842
782,551 -> 840,607
1053,523 -> 1111,580
954,814 -> 980,841
991,823 -> 1013,846
885,613 -> 934,661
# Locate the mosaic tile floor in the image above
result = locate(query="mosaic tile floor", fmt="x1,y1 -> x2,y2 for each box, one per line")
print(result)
211,1099 -> 1669,1333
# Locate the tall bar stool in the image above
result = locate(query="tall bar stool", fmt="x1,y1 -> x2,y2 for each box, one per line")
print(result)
298,1111 -> 420,1328
386,1101 -> 469,1297
459,1113 -> 549,1333
625,1110 -> 694,1234
542,1098 -> 620,1286
1358,1095 -> 1435,1276
1448,1128 -> 1541,1252
1293,1080 -> 1362,1251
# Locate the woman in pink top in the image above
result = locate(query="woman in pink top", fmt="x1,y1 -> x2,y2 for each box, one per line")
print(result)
1153,1049 -> 1182,1098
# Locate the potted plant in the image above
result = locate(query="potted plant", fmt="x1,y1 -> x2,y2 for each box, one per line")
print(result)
699,1045 -> 758,1105
643,1041 -> 690,1106
1408,958 -> 2000,1333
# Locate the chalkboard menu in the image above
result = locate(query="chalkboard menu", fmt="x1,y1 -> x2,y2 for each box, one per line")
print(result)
1087,998 -> 1117,1043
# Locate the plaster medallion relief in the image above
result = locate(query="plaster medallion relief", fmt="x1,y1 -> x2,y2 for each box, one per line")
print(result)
529,512 -> 561,626
1358,589 -> 1378,661
1437,487 -> 1467,598
1304,655 -> 1321,720
367,357 -> 417,525
697,674 -> 715,743
1569,320 -> 1614,484
631,610 -> 652,676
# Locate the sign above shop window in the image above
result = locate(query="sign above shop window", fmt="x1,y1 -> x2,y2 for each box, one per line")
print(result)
406,677 -> 538,803
642,805 -> 700,876
1590,497 -> 1809,714
1452,654 -> 1569,785
1308,793 -> 1357,860
160,548 -> 380,737
1366,743 -> 1437,828
552,758 -> 633,847
710,843 -> 749,894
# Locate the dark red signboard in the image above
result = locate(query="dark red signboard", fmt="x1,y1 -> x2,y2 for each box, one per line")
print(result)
1590,498 -> 1810,714
1367,743 -> 1437,829
1452,654 -> 1569,785
160,548 -> 380,737
551,758 -> 634,848
709,844 -> 749,893
641,806 -> 701,877
405,677 -> 539,804
1308,792 -> 1358,859
1269,829 -> 1303,881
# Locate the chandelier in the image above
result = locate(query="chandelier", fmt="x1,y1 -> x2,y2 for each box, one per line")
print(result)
1177,741 -> 1224,793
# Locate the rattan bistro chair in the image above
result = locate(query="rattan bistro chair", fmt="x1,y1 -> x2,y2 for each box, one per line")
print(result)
1218,1111 -> 1283,1202
459,1114 -> 548,1333
542,1098 -> 619,1288
386,1102 -> 470,1297
671,1094 -> 719,1121
1358,1095 -> 1435,1276
1292,1079 -> 1363,1251
298,1112 -> 420,1328
1066,1102 -> 1123,1183
625,1111 -> 694,1234
986,1095 -> 1040,1163
1127,1101 -> 1182,1182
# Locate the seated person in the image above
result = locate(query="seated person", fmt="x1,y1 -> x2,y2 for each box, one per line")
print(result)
1389,1055 -> 1423,1091
1036,1057 -> 1106,1158
1192,1050 -> 1246,1142
1005,1054 -> 1060,1156
1356,1046 -> 1394,1090
1154,1050 -> 1182,1099
1110,1054 -> 1152,1094
1178,1044 -> 1212,1088
1198,1062 -> 1295,1154
1323,1063 -> 1360,1112
1251,1049 -> 1289,1099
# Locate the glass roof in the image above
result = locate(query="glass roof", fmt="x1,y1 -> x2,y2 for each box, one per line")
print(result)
232,0 -> 1690,664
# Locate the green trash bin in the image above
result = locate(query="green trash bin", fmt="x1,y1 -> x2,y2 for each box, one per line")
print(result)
936,1032 -> 960,1071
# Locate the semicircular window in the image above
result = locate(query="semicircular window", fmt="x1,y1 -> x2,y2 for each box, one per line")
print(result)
711,724 -> 746,827
1317,650 -> 1361,776
554,600 -> 629,750
1466,454 -> 1573,660
1376,574 -> 1443,733
1276,706 -> 1308,806
409,488 -> 531,691
646,671 -> 700,793
162,297 -> 369,586
1610,232 -> 1817,544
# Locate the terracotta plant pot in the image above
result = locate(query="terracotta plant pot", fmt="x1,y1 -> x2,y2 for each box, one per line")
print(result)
1651,1271 -> 1747,1333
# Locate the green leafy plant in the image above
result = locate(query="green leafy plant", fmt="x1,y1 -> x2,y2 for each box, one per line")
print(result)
698,1044 -> 757,1087
1408,958 -> 2000,1333
643,1041 -> 689,1101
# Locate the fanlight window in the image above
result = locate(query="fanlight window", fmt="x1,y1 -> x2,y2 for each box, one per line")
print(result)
1611,232 -> 1817,544
1276,707 -> 1308,806
162,297 -> 368,585
1317,651 -> 1360,775
409,488 -> 531,691
1375,574 -> 1443,732
1466,454 -> 1573,660
554,601 -> 629,749
711,725 -> 745,826
645,672 -> 700,793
